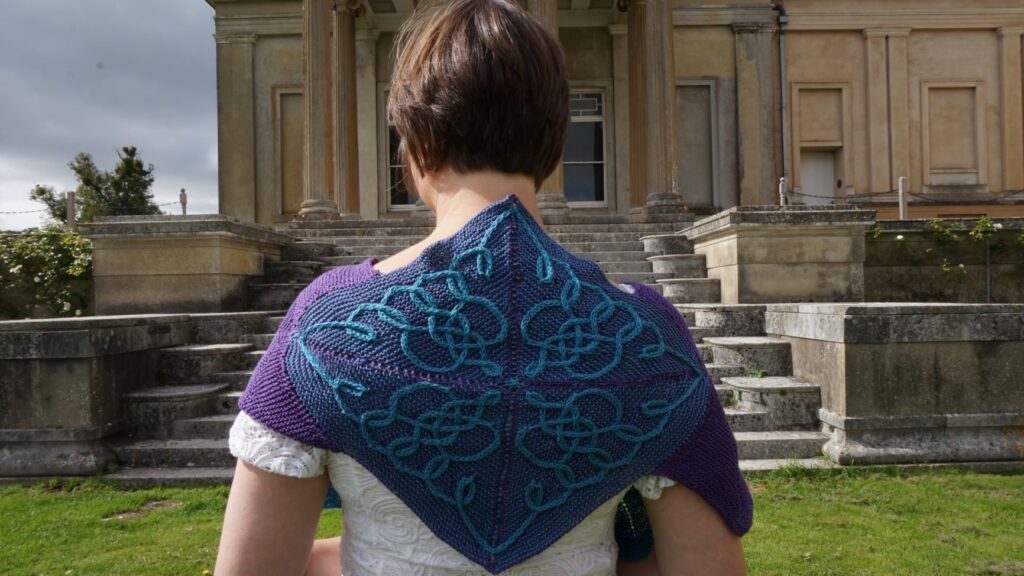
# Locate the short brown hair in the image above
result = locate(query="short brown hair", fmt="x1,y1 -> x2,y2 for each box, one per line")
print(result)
388,0 -> 569,188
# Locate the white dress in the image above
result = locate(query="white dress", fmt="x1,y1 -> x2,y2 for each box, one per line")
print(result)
229,410 -> 677,576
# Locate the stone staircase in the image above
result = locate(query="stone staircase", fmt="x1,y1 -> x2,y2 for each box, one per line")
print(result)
105,216 -> 830,487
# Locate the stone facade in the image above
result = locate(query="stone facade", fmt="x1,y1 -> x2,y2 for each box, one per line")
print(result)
203,0 -> 1024,225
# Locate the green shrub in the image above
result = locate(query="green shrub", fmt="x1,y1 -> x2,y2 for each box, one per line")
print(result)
0,227 -> 92,320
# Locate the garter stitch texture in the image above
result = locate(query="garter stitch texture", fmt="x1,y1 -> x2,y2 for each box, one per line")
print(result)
239,195 -> 753,573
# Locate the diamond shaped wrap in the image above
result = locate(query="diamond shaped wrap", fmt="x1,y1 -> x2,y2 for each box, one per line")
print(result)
239,195 -> 752,573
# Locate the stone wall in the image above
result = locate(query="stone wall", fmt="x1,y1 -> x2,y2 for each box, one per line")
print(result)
865,218 -> 1024,303
0,315 -> 192,475
767,303 -> 1024,465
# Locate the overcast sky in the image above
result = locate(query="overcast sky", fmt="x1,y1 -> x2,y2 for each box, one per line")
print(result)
0,0 -> 217,230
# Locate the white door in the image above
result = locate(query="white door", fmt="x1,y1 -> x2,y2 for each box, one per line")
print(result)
799,150 -> 836,205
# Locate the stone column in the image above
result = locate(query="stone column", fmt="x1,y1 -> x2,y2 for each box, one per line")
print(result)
214,33 -> 257,222
999,28 -> 1024,191
297,0 -> 339,219
356,28 -> 380,220
864,30 -> 891,194
634,0 -> 685,215
609,22 -> 631,216
627,1 -> 647,210
887,30 -> 911,190
733,22 -> 780,206
333,2 -> 361,216
528,0 -> 570,220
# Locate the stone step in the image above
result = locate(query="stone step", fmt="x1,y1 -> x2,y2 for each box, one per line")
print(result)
703,336 -> 793,377
734,431 -> 827,460
686,326 -> 711,343
103,466 -> 235,487
189,311 -> 279,345
237,350 -> 266,371
290,217 -> 434,230
561,241 -> 646,253
604,271 -> 675,283
577,250 -> 648,262
329,246 -> 403,259
265,316 -> 286,332
290,221 -> 683,239
706,363 -> 748,386
282,241 -> 335,261
675,304 -> 766,337
696,343 -> 714,363
264,260 -> 325,284
722,376 -> 822,430
715,385 -> 735,406
724,407 -> 771,432
210,371 -> 253,390
739,458 -> 835,474
173,414 -> 237,439
647,254 -> 706,278
217,391 -> 242,414
658,278 -> 722,304
640,234 -> 694,255
597,261 -> 653,274
159,344 -> 254,383
248,283 -> 304,310
105,457 -> 837,488
123,383 -> 229,440
113,438 -> 234,468
331,236 -> 423,247
240,333 -> 275,350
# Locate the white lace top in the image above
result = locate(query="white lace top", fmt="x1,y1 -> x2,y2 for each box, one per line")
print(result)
229,410 -> 677,575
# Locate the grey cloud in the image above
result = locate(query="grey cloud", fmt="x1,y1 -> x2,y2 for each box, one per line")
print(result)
0,0 -> 218,229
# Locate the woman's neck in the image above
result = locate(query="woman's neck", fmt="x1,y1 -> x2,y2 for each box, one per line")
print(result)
425,170 -> 544,243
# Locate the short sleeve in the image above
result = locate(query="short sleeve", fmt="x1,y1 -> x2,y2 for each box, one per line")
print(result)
633,475 -> 678,500
229,410 -> 328,478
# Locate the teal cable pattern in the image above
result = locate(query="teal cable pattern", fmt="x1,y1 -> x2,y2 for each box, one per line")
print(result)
294,201 -> 705,557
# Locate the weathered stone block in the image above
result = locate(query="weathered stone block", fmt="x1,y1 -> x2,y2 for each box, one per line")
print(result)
683,206 -> 874,304
80,215 -> 293,314
767,303 -> 1024,464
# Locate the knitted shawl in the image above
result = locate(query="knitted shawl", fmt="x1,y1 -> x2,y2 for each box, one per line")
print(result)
240,194 -> 752,573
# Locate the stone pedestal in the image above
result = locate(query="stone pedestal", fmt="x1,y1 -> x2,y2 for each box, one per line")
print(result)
81,215 -> 293,315
766,303 -> 1024,465
0,315 -> 192,475
683,205 -> 875,304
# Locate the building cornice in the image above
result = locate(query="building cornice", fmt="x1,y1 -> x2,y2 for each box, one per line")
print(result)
786,8 -> 1024,31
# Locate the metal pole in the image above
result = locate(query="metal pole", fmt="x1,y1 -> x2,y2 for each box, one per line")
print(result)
779,177 -> 787,207
897,176 -> 905,218
179,188 -> 188,216
66,190 -> 77,233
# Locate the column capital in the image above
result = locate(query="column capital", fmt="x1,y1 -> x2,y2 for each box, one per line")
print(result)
214,33 -> 257,45
998,27 -> 1024,38
863,28 -> 911,38
333,0 -> 365,17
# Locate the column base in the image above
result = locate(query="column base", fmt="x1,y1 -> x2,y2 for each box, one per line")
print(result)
630,192 -> 689,222
294,198 -> 341,221
536,192 -> 572,224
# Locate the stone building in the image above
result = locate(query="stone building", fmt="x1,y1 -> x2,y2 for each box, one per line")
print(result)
205,0 -> 1024,224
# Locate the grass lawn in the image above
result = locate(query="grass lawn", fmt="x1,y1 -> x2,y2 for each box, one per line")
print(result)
1,467 -> 1021,575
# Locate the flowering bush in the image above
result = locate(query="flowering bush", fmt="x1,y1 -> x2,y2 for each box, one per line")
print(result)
0,227 -> 92,319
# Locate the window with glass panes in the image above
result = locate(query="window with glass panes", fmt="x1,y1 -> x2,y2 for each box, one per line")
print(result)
563,91 -> 606,203
386,125 -> 417,207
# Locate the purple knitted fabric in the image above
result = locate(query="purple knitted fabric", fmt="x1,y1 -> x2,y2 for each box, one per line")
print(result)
239,259 -> 379,449
237,195 -> 753,572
